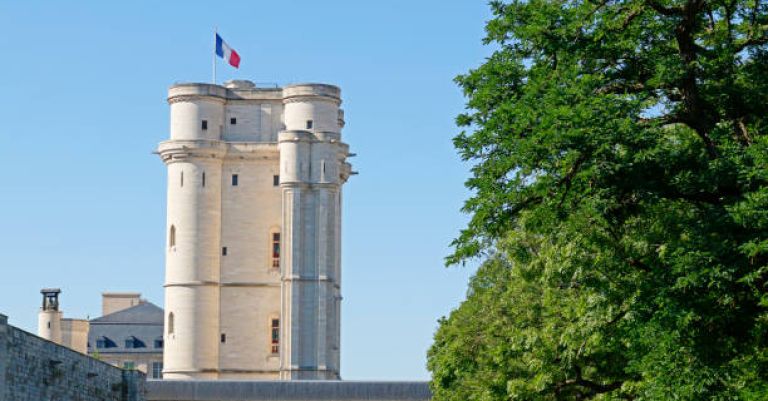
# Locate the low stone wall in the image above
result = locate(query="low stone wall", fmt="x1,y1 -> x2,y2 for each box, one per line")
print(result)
147,380 -> 431,401
0,313 -> 145,401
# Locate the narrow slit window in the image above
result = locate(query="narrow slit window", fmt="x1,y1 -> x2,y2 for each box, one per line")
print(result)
168,312 -> 175,335
222,247 -> 227,256
202,172 -> 206,187
201,120 -> 208,130
221,333 -> 226,343
169,225 -> 176,248
272,233 -> 280,268
180,171 -> 184,187
306,120 -> 313,129
232,174 -> 239,186
271,318 -> 280,353
230,117 -> 237,125
273,175 -> 279,186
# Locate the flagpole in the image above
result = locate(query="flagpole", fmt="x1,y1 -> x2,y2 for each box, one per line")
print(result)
212,27 -> 217,85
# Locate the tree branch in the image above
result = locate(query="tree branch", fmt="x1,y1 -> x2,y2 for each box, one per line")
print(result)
596,82 -> 646,95
644,0 -> 682,15
558,152 -> 589,208
637,114 -> 683,126
555,366 -> 624,397
734,33 -> 768,53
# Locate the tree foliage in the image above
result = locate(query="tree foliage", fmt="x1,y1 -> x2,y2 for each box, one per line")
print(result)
428,0 -> 768,399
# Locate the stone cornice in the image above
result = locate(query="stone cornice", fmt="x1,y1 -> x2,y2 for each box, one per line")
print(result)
282,95 -> 340,105
157,139 -> 280,163
281,275 -> 338,284
167,94 -> 226,105
164,281 -> 219,288
219,282 -> 280,288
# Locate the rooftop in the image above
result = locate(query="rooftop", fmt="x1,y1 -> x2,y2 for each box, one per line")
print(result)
90,301 -> 163,325
88,302 -> 164,355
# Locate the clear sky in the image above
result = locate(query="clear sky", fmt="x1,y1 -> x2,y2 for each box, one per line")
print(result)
0,1 -> 490,380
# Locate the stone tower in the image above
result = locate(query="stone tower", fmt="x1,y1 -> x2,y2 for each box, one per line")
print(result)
38,288 -> 63,343
158,80 -> 352,380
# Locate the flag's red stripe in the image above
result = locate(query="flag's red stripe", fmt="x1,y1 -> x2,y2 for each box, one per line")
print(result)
229,50 -> 241,68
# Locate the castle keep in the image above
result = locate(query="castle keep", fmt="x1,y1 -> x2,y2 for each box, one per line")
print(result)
157,80 -> 352,380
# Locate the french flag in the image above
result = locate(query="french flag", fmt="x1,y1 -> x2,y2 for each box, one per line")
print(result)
215,33 -> 241,68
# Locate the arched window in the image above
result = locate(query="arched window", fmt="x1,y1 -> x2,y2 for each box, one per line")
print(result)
271,232 -> 280,269
169,225 -> 176,248
168,312 -> 175,335
270,317 -> 280,354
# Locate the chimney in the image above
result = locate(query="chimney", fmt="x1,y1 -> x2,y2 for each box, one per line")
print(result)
101,292 -> 142,316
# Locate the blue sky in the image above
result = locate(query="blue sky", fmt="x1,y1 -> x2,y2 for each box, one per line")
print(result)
0,1 -> 491,380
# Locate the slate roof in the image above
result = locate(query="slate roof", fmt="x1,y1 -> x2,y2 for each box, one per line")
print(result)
88,301 -> 164,355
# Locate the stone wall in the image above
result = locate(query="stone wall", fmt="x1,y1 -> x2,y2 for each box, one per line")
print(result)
0,313 -> 145,401
146,380 -> 431,401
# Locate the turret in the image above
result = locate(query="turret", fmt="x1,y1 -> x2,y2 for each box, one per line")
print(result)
160,83 -> 228,379
278,84 -> 350,380
38,288 -> 63,344
168,84 -> 227,141
282,84 -> 342,134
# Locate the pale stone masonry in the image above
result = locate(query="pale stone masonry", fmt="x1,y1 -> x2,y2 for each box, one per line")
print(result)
88,301 -> 164,378
103,293 -> 144,316
37,288 -> 89,355
0,313 -> 145,401
158,80 -> 352,380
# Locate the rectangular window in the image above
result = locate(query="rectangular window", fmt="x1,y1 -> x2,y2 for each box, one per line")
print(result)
123,361 -> 135,370
306,120 -> 313,129
222,247 -> 227,256
271,319 -> 280,354
221,333 -> 226,343
152,362 -> 163,379
125,339 -> 134,349
232,174 -> 238,186
201,120 -> 208,130
154,339 -> 163,349
272,233 -> 280,268
230,117 -> 237,125
202,172 -> 206,187
96,339 -> 105,348
180,171 -> 183,187
273,175 -> 279,186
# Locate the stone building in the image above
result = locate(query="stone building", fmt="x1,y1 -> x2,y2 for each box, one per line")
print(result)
37,289 -> 89,354
158,80 -> 352,380
88,297 -> 164,379
36,290 -> 164,378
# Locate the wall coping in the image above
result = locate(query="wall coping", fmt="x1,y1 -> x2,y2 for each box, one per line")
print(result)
146,380 -> 431,401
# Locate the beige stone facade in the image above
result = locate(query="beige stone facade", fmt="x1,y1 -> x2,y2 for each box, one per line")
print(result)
103,293 -> 143,316
158,80 -> 352,380
37,289 -> 90,355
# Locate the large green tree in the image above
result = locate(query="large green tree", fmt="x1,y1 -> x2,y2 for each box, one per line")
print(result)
428,0 -> 768,399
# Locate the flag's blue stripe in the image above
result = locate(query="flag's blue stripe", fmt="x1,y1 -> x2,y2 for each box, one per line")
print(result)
215,33 -> 224,58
